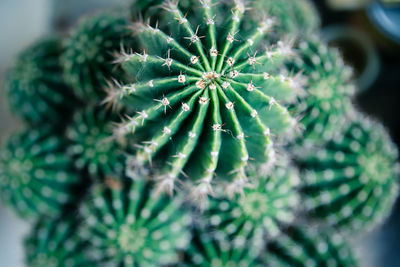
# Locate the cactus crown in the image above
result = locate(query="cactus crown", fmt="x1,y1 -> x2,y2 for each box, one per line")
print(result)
292,37 -> 355,143
204,163 -> 300,253
78,177 -> 191,266
107,0 -> 303,197
299,114 -> 399,231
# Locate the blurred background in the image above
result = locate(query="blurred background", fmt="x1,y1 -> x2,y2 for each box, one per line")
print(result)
0,0 -> 399,266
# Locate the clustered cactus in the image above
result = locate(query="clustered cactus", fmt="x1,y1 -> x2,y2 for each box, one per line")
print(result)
0,0 -> 398,266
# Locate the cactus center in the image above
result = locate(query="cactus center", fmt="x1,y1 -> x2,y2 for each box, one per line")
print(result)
118,224 -> 147,253
362,154 -> 392,184
240,192 -> 269,220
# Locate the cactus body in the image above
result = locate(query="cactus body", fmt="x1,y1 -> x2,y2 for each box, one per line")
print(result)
63,13 -> 133,99
0,129 -> 80,218
299,115 -> 399,231
66,106 -> 125,178
25,217 -> 91,267
110,0 -> 302,196
78,177 -> 191,266
203,163 -> 300,252
265,226 -> 358,267
4,37 -> 76,125
292,37 -> 355,144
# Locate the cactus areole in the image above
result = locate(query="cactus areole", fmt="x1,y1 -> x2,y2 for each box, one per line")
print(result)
107,0 -> 303,197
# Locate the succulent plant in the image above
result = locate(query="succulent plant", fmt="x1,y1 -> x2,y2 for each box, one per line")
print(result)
78,176 -> 191,266
3,37 -> 76,125
0,129 -> 80,218
25,216 -> 91,267
184,230 -> 263,267
298,114 -> 399,231
265,226 -> 358,266
203,163 -> 300,252
108,0 -> 303,196
66,106 -> 125,178
291,36 -> 355,144
63,12 -> 133,99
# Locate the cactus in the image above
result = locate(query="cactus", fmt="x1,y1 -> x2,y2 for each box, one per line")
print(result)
203,163 -> 300,252
66,106 -> 125,178
108,0 -> 303,196
78,176 -> 191,266
132,0 -> 319,35
2,1 -> 399,266
63,12 -> 133,99
3,37 -> 76,125
0,129 -> 80,218
25,216 -> 91,267
291,36 -> 355,144
184,230 -> 263,267
265,226 -> 358,266
298,114 -> 399,231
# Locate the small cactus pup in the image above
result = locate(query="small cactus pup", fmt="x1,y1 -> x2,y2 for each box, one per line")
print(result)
184,230 -> 263,267
25,216 -> 92,267
66,106 -> 125,179
290,36 -> 355,144
265,226 -> 358,267
0,129 -> 81,219
63,12 -> 134,100
298,114 -> 399,232
109,0 -> 303,197
78,176 -> 191,266
202,162 -> 300,253
3,37 -> 76,125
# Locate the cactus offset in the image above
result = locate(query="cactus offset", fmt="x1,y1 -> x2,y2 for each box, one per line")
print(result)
291,36 -> 355,143
298,114 -> 399,231
4,37 -> 76,125
78,176 -> 191,266
63,12 -> 133,99
25,216 -> 91,267
203,162 -> 300,253
108,0 -> 302,197
66,106 -> 125,178
0,129 -> 80,218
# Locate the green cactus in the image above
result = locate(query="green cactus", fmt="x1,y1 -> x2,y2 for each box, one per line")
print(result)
66,106 -> 125,178
0,129 -> 80,218
203,162 -> 300,252
265,226 -> 358,266
25,216 -> 91,267
78,176 -> 191,266
184,230 -> 263,267
63,12 -> 133,99
132,0 -> 319,35
108,0 -> 303,196
298,114 -> 399,231
291,36 -> 355,143
3,37 -> 76,125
